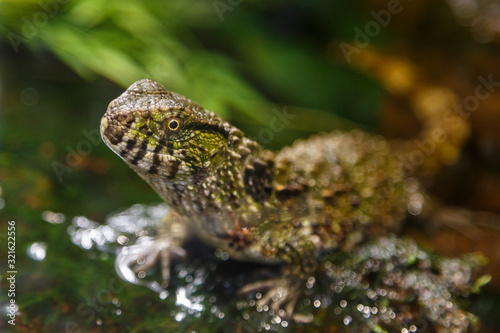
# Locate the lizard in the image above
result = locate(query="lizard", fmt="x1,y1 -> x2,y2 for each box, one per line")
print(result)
100,79 -> 424,318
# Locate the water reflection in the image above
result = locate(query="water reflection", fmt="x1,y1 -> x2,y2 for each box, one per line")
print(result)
68,204 -> 167,252
41,211 -> 66,224
69,204 -> 170,294
66,203 -> 487,332
27,242 -> 47,261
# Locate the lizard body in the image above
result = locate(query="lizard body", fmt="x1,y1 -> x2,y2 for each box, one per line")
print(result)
101,79 -> 413,316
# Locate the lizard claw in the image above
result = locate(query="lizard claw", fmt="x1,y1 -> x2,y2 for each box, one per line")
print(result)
116,235 -> 186,291
132,236 -> 186,284
238,277 -> 312,323
114,207 -> 188,293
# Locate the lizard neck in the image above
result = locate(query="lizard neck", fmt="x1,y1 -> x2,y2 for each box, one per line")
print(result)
139,132 -> 273,218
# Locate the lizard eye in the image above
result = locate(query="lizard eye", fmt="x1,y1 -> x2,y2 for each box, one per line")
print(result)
165,118 -> 183,132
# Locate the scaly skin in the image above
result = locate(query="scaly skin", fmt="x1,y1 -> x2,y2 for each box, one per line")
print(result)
101,79 -> 411,317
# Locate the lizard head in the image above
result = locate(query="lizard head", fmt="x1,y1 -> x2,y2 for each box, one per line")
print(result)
101,79 -> 241,181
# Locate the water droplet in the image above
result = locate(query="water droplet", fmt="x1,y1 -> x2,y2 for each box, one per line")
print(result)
42,211 -> 66,224
175,312 -> 186,322
175,287 -> 204,312
179,269 -> 188,278
408,193 -> 425,215
4,303 -> 19,315
117,235 -> 129,245
27,242 -> 47,261
221,252 -> 230,261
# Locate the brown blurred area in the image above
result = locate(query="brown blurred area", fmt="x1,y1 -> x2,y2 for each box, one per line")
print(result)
340,0 -> 500,288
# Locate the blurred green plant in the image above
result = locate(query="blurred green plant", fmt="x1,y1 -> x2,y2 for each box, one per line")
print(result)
0,0 -> 382,141
1,0 -> 258,117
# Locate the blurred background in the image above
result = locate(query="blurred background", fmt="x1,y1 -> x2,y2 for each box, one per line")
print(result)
1,0 -> 500,332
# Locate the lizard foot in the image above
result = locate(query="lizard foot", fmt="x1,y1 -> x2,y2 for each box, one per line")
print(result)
132,236 -> 187,284
114,208 -> 188,293
116,236 -> 186,290
238,277 -> 313,323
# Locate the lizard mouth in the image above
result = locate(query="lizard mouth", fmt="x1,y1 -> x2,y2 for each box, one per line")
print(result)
101,114 -> 188,178
101,79 -> 216,178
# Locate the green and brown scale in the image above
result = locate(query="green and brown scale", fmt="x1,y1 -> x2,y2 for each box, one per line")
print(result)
100,79 -> 486,328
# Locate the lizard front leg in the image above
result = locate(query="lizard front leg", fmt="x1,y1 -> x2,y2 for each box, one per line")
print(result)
116,208 -> 188,289
139,209 -> 187,284
238,223 -> 319,322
